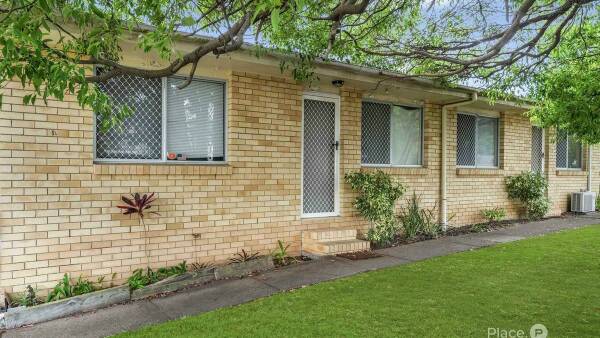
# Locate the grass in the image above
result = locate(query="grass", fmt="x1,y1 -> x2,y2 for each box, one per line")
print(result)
116,225 -> 600,337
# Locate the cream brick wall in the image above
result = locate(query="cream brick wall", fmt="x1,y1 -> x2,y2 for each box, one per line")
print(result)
0,70 -> 596,293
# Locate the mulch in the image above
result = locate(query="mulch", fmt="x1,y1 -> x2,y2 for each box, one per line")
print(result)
336,250 -> 383,260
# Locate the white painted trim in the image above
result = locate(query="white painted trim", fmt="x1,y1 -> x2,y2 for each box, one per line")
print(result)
300,92 -> 341,218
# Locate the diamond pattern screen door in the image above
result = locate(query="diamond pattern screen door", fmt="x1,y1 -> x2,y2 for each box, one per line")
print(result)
302,94 -> 340,217
531,126 -> 544,173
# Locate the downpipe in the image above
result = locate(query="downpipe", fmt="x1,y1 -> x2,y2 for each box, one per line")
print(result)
440,93 -> 478,231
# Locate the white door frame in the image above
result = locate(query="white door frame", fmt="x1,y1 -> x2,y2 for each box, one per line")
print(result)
300,92 -> 341,218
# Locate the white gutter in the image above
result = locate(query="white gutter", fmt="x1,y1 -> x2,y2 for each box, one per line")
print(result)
587,145 -> 593,191
440,93 -> 478,230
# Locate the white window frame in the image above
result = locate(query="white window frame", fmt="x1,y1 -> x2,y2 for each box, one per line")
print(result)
93,74 -> 228,165
360,100 -> 424,168
456,112 -> 500,169
556,129 -> 583,170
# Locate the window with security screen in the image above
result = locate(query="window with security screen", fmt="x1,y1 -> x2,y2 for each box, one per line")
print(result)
457,113 -> 499,168
95,74 -> 226,163
556,129 -> 582,169
361,102 -> 423,166
95,74 -> 163,160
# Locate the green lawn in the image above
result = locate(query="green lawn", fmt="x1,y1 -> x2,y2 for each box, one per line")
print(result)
117,226 -> 600,337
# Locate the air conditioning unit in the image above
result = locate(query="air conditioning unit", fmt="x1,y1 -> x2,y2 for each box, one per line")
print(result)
571,191 -> 596,213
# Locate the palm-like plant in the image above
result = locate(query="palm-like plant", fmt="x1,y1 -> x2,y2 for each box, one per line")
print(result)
118,193 -> 159,263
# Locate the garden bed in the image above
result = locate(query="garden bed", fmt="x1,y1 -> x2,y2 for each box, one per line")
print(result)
1,254 -> 286,329
336,251 -> 383,260
1,285 -> 130,329
373,215 -> 566,250
131,269 -> 215,300
214,255 -> 274,280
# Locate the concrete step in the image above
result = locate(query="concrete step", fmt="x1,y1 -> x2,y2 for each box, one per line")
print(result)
302,228 -> 357,242
302,238 -> 370,257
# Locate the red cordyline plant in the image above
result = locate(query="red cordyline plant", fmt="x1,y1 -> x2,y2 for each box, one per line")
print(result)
118,193 -> 159,263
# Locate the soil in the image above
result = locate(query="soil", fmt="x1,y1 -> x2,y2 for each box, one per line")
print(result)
336,250 -> 383,260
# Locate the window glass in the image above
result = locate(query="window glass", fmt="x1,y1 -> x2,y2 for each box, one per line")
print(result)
95,74 -> 226,162
166,77 -> 225,161
95,74 -> 162,160
390,105 -> 421,166
556,129 -> 582,169
361,102 -> 423,166
457,114 -> 498,168
568,135 -> 582,168
361,102 -> 390,164
476,117 -> 498,167
457,114 -> 476,166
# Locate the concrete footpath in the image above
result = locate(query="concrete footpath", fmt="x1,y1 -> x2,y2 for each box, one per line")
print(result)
6,215 -> 600,338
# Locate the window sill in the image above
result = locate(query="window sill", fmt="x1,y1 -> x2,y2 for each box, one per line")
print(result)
556,169 -> 586,176
93,162 -> 233,175
456,168 -> 503,177
361,166 -> 429,176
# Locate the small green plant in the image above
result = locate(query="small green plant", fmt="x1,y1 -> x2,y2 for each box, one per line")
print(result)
398,193 -> 441,239
506,172 -> 549,220
595,193 -> 600,211
14,285 -> 41,307
345,170 -> 405,245
127,261 -> 188,290
272,240 -> 294,266
527,197 -> 551,220
47,274 -> 100,302
481,207 -> 506,223
230,249 -> 260,263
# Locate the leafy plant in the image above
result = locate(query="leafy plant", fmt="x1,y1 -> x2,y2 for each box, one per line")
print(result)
481,207 -> 506,223
230,249 -> 260,263
345,170 -> 405,245
398,193 -> 441,239
272,240 -> 295,266
127,261 -> 188,290
190,261 -> 215,272
506,172 -> 549,220
118,193 -> 159,262
14,285 -> 41,307
47,274 -> 100,302
527,197 -> 551,220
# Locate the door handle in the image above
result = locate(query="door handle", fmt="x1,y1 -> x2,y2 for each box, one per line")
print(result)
332,141 -> 340,150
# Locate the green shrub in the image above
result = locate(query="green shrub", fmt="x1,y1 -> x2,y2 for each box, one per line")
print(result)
481,207 -> 506,223
14,285 -> 41,307
272,240 -> 294,266
398,193 -> 441,239
47,274 -> 101,302
345,170 -> 405,245
527,197 -> 551,220
127,261 -> 188,290
505,172 -> 549,220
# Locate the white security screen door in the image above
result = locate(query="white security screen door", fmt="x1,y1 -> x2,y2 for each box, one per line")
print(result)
302,94 -> 340,217
531,126 -> 544,173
